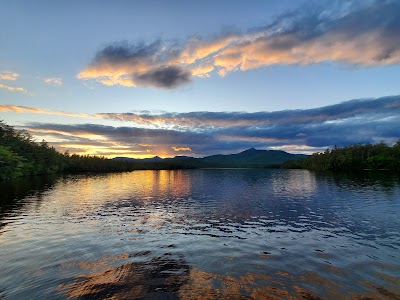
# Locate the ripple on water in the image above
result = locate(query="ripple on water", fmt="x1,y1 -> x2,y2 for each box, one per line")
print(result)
0,170 -> 399,299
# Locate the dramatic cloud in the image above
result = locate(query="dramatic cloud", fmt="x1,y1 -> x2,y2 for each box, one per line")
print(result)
24,123 -> 210,157
79,0 -> 400,89
44,77 -> 63,86
16,96 -> 400,157
98,96 -> 400,129
0,71 -> 19,81
78,41 -> 184,88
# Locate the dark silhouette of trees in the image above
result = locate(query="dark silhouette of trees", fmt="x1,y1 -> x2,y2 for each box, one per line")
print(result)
282,141 -> 400,172
0,121 -> 66,179
0,121 -> 137,180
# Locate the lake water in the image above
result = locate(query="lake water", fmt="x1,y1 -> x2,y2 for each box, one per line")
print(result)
0,169 -> 399,299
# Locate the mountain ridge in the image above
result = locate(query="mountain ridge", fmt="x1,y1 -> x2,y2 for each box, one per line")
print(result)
114,148 -> 307,168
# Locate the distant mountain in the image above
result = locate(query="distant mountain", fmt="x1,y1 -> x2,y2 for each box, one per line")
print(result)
199,148 -> 306,167
113,148 -> 307,169
113,156 -> 163,163
173,155 -> 193,159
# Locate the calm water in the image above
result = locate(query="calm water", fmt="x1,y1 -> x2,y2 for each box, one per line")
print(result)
0,169 -> 399,299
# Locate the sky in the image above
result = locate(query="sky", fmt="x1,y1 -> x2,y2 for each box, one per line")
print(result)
0,0 -> 399,158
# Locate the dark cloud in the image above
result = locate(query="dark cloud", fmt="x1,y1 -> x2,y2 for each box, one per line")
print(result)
93,41 -> 161,65
24,96 -> 400,157
25,123 -> 214,148
78,40 -> 188,88
91,40 -> 180,67
133,66 -> 192,89
99,96 -> 400,128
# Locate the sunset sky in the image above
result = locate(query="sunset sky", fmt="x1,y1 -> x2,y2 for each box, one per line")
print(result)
1,0 -> 399,158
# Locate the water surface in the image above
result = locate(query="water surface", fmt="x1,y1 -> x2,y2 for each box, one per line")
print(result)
0,169 -> 399,299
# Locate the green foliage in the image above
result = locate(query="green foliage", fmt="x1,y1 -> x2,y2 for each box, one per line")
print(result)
282,141 -> 400,172
0,120 -> 66,179
0,120 -> 141,180
0,145 -> 25,180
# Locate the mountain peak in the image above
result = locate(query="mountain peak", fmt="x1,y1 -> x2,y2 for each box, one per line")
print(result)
242,147 -> 257,152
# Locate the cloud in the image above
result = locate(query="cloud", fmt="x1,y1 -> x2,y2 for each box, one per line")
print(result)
98,96 -> 400,129
0,70 -> 27,92
0,104 -> 92,118
24,123 -> 216,157
172,147 -> 192,152
17,96 -> 400,157
0,83 -> 26,93
133,66 -> 191,89
44,77 -> 63,86
0,71 -> 19,81
213,0 -> 400,76
78,1 -> 400,89
78,40 -> 185,88
3,95 -> 399,129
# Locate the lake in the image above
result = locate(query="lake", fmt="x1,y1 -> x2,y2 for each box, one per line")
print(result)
0,169 -> 399,299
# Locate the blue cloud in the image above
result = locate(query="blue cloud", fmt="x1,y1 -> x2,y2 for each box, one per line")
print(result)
24,96 -> 400,156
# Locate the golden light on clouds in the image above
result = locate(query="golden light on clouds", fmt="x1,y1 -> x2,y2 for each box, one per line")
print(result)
0,83 -> 26,93
171,146 -> 192,152
3,94 -> 398,159
76,1 -> 400,89
191,64 -> 214,78
0,104 -> 93,118
97,77 -> 135,87
0,71 -> 19,81
179,35 -> 237,65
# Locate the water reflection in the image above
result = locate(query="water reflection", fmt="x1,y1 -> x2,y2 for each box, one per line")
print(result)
0,170 -> 399,299
0,175 -> 58,235
60,256 -> 400,299
317,170 -> 400,191
60,252 -> 190,299
271,169 -> 317,198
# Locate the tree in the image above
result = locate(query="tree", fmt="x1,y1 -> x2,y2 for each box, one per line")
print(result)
0,145 -> 25,180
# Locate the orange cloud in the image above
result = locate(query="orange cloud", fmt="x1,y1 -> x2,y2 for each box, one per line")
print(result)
171,146 -> 192,152
97,77 -> 135,87
0,71 -> 19,81
77,2 -> 400,89
0,83 -> 26,93
179,35 -> 238,65
191,64 -> 214,78
44,77 -> 63,86
0,104 -> 92,118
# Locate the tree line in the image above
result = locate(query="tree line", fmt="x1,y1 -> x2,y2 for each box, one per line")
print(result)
2,120 -> 399,180
282,142 -> 400,171
0,120 -> 140,180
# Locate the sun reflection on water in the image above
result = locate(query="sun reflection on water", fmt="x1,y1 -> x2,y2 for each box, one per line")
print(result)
0,170 -> 399,299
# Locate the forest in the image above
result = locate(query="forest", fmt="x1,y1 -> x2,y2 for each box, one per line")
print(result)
282,142 -> 400,171
0,120 -> 138,180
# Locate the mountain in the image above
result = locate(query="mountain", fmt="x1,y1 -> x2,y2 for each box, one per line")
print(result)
199,148 -> 306,167
113,156 -> 163,163
113,148 -> 307,169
